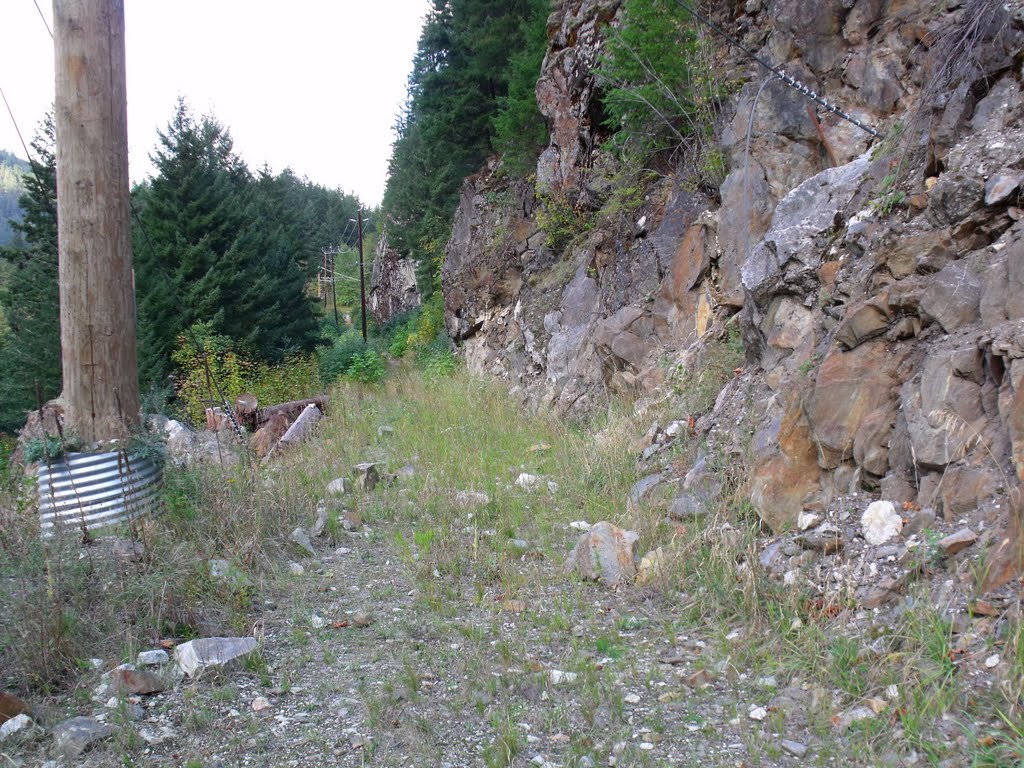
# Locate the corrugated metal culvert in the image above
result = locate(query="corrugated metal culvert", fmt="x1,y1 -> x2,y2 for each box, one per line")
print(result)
37,451 -> 162,536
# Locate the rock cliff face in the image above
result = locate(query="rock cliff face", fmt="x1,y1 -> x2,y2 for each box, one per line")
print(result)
369,233 -> 420,325
439,0 -> 1024,586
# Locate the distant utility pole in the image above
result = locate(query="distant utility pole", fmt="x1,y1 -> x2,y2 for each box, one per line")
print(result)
320,245 -> 340,331
357,209 -> 367,343
54,0 -> 140,442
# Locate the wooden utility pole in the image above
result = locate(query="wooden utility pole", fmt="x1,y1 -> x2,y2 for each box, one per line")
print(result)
357,209 -> 367,343
54,0 -> 140,442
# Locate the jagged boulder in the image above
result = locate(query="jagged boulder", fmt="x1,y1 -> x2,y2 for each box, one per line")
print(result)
565,521 -> 639,586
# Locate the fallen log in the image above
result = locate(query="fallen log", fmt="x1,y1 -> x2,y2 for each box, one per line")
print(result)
256,397 -> 328,427
262,404 -> 323,461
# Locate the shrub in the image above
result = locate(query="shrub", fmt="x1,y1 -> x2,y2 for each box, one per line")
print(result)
536,193 -> 593,254
343,348 -> 386,384
596,0 -> 722,161
318,330 -> 371,382
172,322 -> 322,424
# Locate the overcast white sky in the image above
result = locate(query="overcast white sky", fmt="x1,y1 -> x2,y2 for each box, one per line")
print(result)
1,1 -> 427,205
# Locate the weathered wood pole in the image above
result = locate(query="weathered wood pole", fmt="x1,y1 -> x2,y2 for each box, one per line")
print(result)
53,0 -> 140,442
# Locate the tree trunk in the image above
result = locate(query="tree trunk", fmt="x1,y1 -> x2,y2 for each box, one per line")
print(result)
54,0 -> 140,443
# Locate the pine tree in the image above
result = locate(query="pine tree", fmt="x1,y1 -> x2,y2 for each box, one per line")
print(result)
382,0 -> 550,294
133,101 -> 247,388
0,117 -> 60,430
133,100 -> 323,391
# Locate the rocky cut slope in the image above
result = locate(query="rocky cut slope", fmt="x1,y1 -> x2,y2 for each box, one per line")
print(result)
438,0 -> 1024,587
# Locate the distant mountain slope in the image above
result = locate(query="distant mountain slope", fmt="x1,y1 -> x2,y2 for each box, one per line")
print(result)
0,149 -> 29,247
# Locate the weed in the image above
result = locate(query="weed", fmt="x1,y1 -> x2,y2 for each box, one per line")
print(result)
536,193 -> 593,254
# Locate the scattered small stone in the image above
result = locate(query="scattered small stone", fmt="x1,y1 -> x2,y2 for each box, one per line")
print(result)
969,600 -> 999,617
138,725 -> 175,746
686,669 -> 714,688
137,650 -> 168,669
985,654 -> 1000,669
781,739 -> 808,758
353,463 -> 380,491
549,670 -> 578,685
795,523 -> 843,554
455,490 -> 490,508
516,472 -> 541,492
209,558 -> 230,578
568,520 -> 591,531
109,665 -> 167,695
834,705 -> 876,732
377,425 -> 395,438
289,526 -> 316,556
350,735 -> 369,749
342,508 -> 362,532
623,693 -> 641,704
353,611 -> 375,628
252,696 -> 272,712
326,477 -> 351,496
903,507 -> 936,537
861,500 -> 902,545
334,547 -> 352,556
311,504 -> 329,538
797,512 -> 822,531
174,636 -> 258,678
748,706 -> 768,721
564,521 -> 639,586
52,716 -> 112,759
289,562 -> 305,576
667,493 -> 707,520
0,692 -> 31,723
639,742 -> 654,751
0,713 -> 41,742
937,528 -> 977,557
111,538 -> 145,562
311,614 -> 327,629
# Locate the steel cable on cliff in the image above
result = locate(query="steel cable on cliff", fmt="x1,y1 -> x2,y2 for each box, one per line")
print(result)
670,0 -> 884,139
742,72 -> 781,268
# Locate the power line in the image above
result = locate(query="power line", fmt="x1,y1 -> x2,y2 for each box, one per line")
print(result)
32,0 -> 53,39
671,0 -> 883,139
0,85 -> 32,161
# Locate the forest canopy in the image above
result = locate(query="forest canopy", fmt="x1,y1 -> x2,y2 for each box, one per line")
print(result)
0,103 -> 368,430
380,0 -> 551,293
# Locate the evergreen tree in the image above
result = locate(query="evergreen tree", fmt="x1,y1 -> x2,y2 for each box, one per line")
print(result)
492,0 -> 551,176
133,100 -> 324,391
0,117 -> 60,430
0,149 -> 30,247
382,0 -> 550,294
595,0 -> 720,160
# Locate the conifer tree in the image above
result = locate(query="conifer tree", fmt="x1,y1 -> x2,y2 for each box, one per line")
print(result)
382,0 -> 550,293
133,100 -> 323,391
0,117 -> 60,430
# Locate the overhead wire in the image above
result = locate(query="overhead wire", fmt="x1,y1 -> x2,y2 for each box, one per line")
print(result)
0,85 -> 32,162
2,0 -> 54,163
670,0 -> 883,139
32,0 -> 53,39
